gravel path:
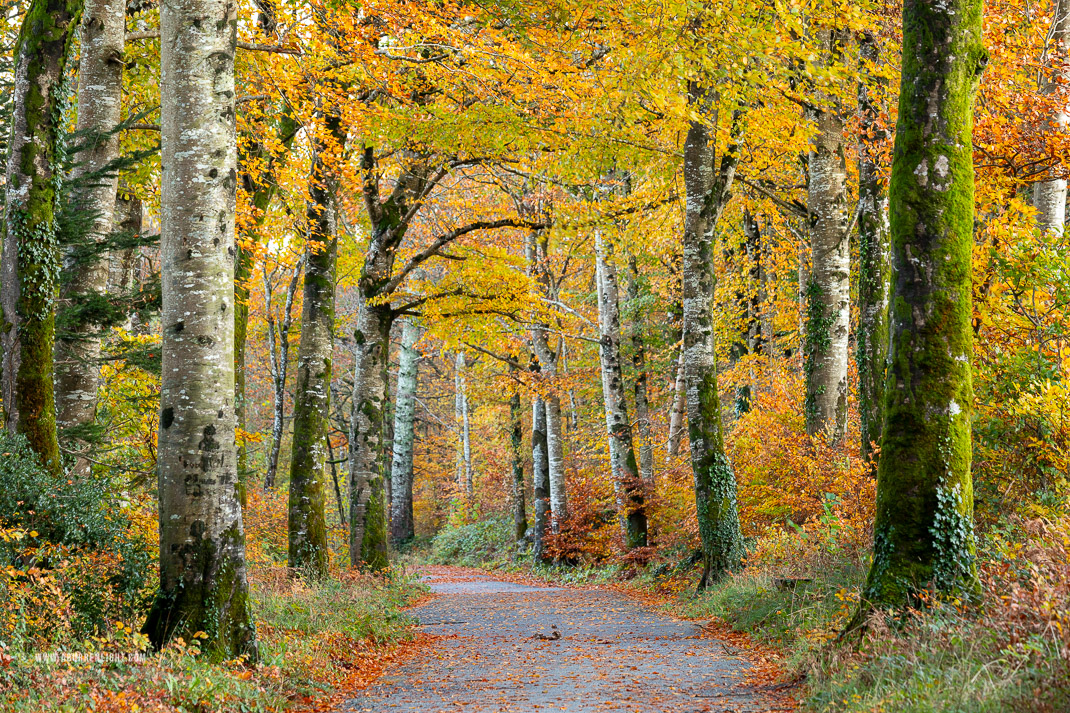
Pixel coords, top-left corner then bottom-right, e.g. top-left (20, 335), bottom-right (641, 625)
top-left (341, 568), bottom-right (792, 712)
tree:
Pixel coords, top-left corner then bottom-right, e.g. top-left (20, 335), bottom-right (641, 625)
top-left (530, 391), bottom-right (551, 558)
top-left (625, 256), bottom-right (654, 485)
top-left (509, 374), bottom-right (528, 543)
top-left (804, 28), bottom-right (851, 444)
top-left (144, 0), bottom-right (257, 657)
top-left (53, 0), bottom-right (125, 476)
top-left (1, 0), bottom-right (83, 476)
top-left (1033, 0), bottom-right (1070, 235)
top-left (453, 351), bottom-right (473, 499)
top-left (859, 0), bottom-right (986, 613)
top-left (390, 319), bottom-right (423, 544)
top-left (262, 256), bottom-right (301, 489)
top-left (857, 29), bottom-right (893, 469)
top-left (682, 86), bottom-right (745, 589)
top-left (595, 226), bottom-right (647, 549)
top-left (287, 110), bottom-right (346, 578)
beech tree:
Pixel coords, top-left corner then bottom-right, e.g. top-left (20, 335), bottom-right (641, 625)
top-left (682, 85), bottom-right (745, 588)
top-left (144, 0), bottom-right (256, 657)
top-left (804, 28), bottom-right (851, 444)
top-left (389, 319), bottom-right (422, 544)
top-left (1033, 0), bottom-right (1070, 235)
top-left (860, 0), bottom-right (986, 612)
top-left (54, 0), bottom-right (125, 476)
top-left (1, 0), bottom-right (82, 476)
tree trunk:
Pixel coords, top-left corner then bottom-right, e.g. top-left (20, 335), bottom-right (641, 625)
top-left (509, 381), bottom-right (528, 542)
top-left (857, 30), bottom-right (893, 469)
top-left (1033, 0), bottom-right (1070, 235)
top-left (530, 394), bottom-right (551, 558)
top-left (263, 259), bottom-right (301, 489)
top-left (667, 348), bottom-right (687, 456)
top-left (682, 85), bottom-right (745, 589)
top-left (53, 0), bottom-right (125, 476)
top-left (1, 0), bottom-right (83, 477)
top-left (527, 231), bottom-right (568, 525)
top-left (454, 351), bottom-right (473, 499)
top-left (859, 0), bottom-right (985, 612)
top-left (389, 319), bottom-right (422, 544)
top-left (348, 298), bottom-right (393, 570)
top-left (595, 229), bottom-right (647, 549)
top-left (288, 112), bottom-right (345, 578)
top-left (145, 0), bottom-right (257, 657)
top-left (804, 28), bottom-right (851, 444)
top-left (626, 256), bottom-right (654, 485)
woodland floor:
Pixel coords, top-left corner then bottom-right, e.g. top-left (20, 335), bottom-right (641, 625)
top-left (339, 566), bottom-right (794, 713)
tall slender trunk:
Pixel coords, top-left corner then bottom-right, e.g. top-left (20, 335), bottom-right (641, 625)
top-left (530, 393), bottom-right (550, 558)
top-left (527, 230), bottom-right (568, 525)
top-left (111, 192), bottom-right (143, 332)
top-left (145, 0), bottom-right (256, 657)
top-left (348, 298), bottom-right (393, 570)
top-left (389, 319), bottom-right (422, 544)
top-left (682, 86), bottom-right (745, 589)
top-left (859, 0), bottom-right (985, 613)
top-left (626, 257), bottom-right (654, 485)
top-left (509, 379), bottom-right (528, 542)
top-left (561, 340), bottom-right (579, 432)
top-left (1034, 0), bottom-right (1070, 234)
top-left (263, 259), bottom-right (301, 489)
top-left (453, 352), bottom-right (473, 499)
top-left (287, 113), bottom-right (345, 578)
top-left (667, 348), bottom-right (687, 456)
top-left (1, 0), bottom-right (83, 476)
top-left (54, 0), bottom-right (125, 475)
top-left (595, 229), bottom-right (647, 549)
top-left (804, 28), bottom-right (851, 444)
top-left (857, 30), bottom-right (893, 468)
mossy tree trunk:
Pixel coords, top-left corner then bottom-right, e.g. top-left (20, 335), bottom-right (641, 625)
top-left (595, 228), bottom-right (647, 549)
top-left (1, 0), bottom-right (83, 477)
top-left (857, 30), bottom-right (893, 470)
top-left (681, 85), bottom-right (745, 589)
top-left (859, 0), bottom-right (986, 613)
top-left (509, 377), bottom-right (528, 542)
top-left (804, 28), bottom-right (851, 444)
top-left (287, 112), bottom-right (346, 579)
top-left (54, 0), bottom-right (124, 476)
top-left (145, 0), bottom-right (257, 658)
top-left (389, 318), bottom-right (422, 545)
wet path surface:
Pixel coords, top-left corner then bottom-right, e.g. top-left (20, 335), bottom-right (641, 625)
top-left (341, 568), bottom-right (790, 712)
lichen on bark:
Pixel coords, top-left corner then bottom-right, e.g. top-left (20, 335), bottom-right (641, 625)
top-left (858, 0), bottom-right (986, 614)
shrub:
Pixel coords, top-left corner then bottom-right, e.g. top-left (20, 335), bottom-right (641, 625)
top-left (0, 432), bottom-right (153, 646)
top-left (429, 518), bottom-right (513, 566)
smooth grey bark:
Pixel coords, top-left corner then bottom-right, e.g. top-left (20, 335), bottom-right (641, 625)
top-left (390, 319), bottom-right (422, 544)
top-left (858, 30), bottom-right (893, 468)
top-left (54, 0), bottom-right (126, 475)
top-left (262, 258), bottom-right (301, 489)
top-left (1033, 0), bottom-right (1070, 235)
top-left (625, 256), bottom-right (654, 485)
top-left (453, 351), bottom-right (473, 499)
top-left (804, 28), bottom-right (851, 444)
top-left (682, 85), bottom-right (745, 589)
top-left (145, 0), bottom-right (256, 658)
top-left (530, 394), bottom-right (551, 559)
top-left (1, 0), bottom-right (82, 477)
top-left (666, 348), bottom-right (687, 456)
top-left (527, 231), bottom-right (568, 525)
top-left (595, 229), bottom-right (647, 549)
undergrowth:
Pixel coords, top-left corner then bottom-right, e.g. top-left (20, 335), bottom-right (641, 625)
top-left (0, 567), bottom-right (426, 712)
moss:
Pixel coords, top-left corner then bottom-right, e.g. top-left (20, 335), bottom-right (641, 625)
top-left (143, 523), bottom-right (258, 661)
top-left (860, 0), bottom-right (985, 612)
top-left (689, 364), bottom-right (744, 587)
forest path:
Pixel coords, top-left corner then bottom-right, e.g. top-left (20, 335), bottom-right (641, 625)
top-left (341, 566), bottom-right (793, 712)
